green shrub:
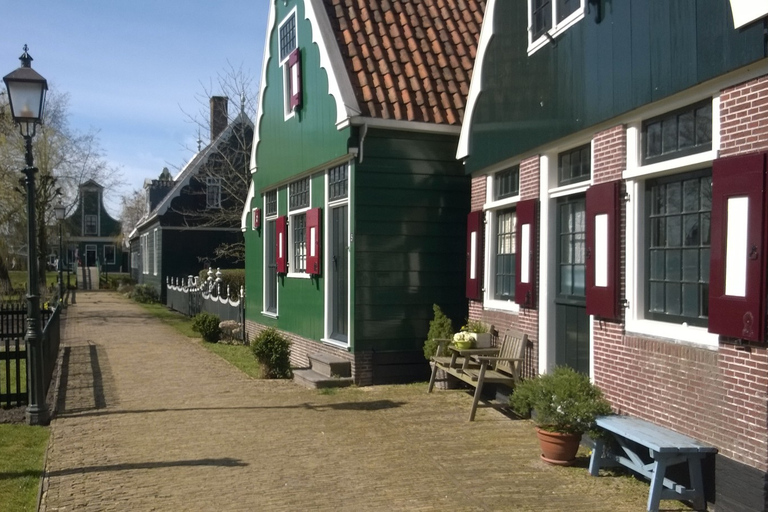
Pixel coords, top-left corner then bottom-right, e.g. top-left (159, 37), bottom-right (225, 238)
top-left (130, 284), bottom-right (159, 304)
top-left (423, 304), bottom-right (455, 360)
top-left (251, 327), bottom-right (292, 379)
top-left (192, 312), bottom-right (221, 343)
top-left (509, 366), bottom-right (613, 435)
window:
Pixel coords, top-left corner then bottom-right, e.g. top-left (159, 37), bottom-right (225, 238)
top-left (84, 214), bottom-right (97, 235)
top-left (528, 0), bottom-right (585, 54)
top-left (153, 229), bottom-right (159, 276)
top-left (288, 177), bottom-right (310, 274)
top-left (642, 101), bottom-right (712, 165)
top-left (558, 144), bottom-right (591, 186)
top-left (141, 234), bottom-right (149, 274)
top-left (104, 245), bottom-right (115, 265)
top-left (265, 189), bottom-right (277, 216)
top-left (558, 196), bottom-right (587, 298)
top-left (328, 164), bottom-right (348, 201)
top-left (279, 9), bottom-right (301, 117)
top-left (206, 177), bottom-right (221, 209)
top-left (495, 209), bottom-right (516, 300)
top-left (279, 11), bottom-right (296, 62)
top-left (645, 170), bottom-right (711, 326)
top-left (494, 166), bottom-right (520, 200)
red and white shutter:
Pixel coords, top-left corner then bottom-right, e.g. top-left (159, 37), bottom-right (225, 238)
top-left (586, 181), bottom-right (620, 319)
top-left (276, 215), bottom-right (288, 274)
top-left (252, 207), bottom-right (261, 230)
top-left (466, 210), bottom-right (484, 300)
top-left (306, 208), bottom-right (322, 275)
top-left (288, 49), bottom-right (302, 111)
top-left (709, 152), bottom-right (768, 342)
top-left (515, 199), bottom-right (537, 309)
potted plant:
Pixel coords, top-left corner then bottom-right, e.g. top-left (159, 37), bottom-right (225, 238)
top-left (509, 366), bottom-right (613, 466)
top-left (458, 319), bottom-right (492, 348)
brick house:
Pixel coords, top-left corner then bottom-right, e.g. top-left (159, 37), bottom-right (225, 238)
top-left (241, 0), bottom-right (484, 384)
top-left (458, 0), bottom-right (768, 509)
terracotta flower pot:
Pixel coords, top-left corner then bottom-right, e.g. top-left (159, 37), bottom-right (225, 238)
top-left (536, 428), bottom-right (582, 466)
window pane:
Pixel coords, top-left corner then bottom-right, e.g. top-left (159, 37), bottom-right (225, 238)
top-left (682, 249), bottom-right (699, 282)
top-left (650, 282), bottom-right (664, 312)
top-left (665, 282), bottom-right (681, 315)
top-left (293, 213), bottom-right (306, 272)
top-left (695, 104), bottom-right (712, 145)
top-left (642, 100), bottom-right (712, 164)
top-left (666, 249), bottom-right (681, 281)
top-left (682, 283), bottom-right (700, 318)
top-left (647, 122), bottom-right (662, 158)
top-left (265, 190), bottom-right (277, 216)
top-left (683, 179), bottom-right (699, 212)
top-left (494, 166), bottom-right (520, 200)
top-left (557, 144), bottom-right (591, 186)
top-left (678, 111), bottom-right (695, 149)
top-left (557, 0), bottom-right (579, 22)
top-left (666, 216), bottom-right (681, 247)
top-left (560, 266), bottom-right (573, 295)
top-left (289, 177), bottom-right (309, 210)
top-left (494, 209), bottom-right (516, 300)
top-left (683, 214), bottom-right (700, 246)
top-left (650, 249), bottom-right (664, 280)
top-left (700, 249), bottom-right (710, 284)
top-left (662, 117), bottom-right (678, 155)
top-left (573, 265), bottom-right (585, 295)
top-left (279, 14), bottom-right (296, 61)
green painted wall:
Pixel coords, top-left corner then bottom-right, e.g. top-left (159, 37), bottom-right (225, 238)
top-left (465, 0), bottom-right (766, 173)
top-left (354, 129), bottom-right (469, 354)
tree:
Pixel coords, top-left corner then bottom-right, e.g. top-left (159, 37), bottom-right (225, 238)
top-left (0, 88), bottom-right (124, 290)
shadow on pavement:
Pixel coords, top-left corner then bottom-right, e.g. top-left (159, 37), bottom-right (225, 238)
top-left (55, 343), bottom-right (116, 416)
top-left (45, 457), bottom-right (248, 477)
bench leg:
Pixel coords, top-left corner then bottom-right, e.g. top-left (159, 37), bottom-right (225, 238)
top-left (688, 455), bottom-right (707, 511)
top-left (468, 362), bottom-right (488, 421)
top-left (427, 362), bottom-right (439, 393)
top-left (647, 458), bottom-right (668, 512)
top-left (588, 439), bottom-right (605, 476)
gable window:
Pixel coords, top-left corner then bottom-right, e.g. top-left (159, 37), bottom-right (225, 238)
top-left (495, 165), bottom-right (520, 200)
top-left (528, 0), bottom-right (585, 54)
top-left (645, 170), bottom-right (711, 326)
top-left (84, 214), bottom-right (97, 235)
top-left (206, 177), bottom-right (222, 209)
top-left (104, 245), bottom-right (115, 265)
top-left (642, 100), bottom-right (712, 165)
top-left (279, 9), bottom-right (301, 117)
top-left (558, 144), bottom-right (591, 186)
top-left (288, 177), bottom-right (310, 275)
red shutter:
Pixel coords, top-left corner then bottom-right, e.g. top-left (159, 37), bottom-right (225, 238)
top-left (709, 152), bottom-right (768, 342)
top-left (289, 49), bottom-right (302, 111)
top-left (515, 199), bottom-right (537, 308)
top-left (276, 215), bottom-right (288, 274)
top-left (306, 208), bottom-right (322, 275)
top-left (586, 181), bottom-right (620, 319)
top-left (252, 207), bottom-right (261, 230)
top-left (466, 210), bottom-right (484, 300)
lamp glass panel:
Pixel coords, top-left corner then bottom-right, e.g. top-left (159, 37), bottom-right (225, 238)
top-left (7, 81), bottom-right (44, 120)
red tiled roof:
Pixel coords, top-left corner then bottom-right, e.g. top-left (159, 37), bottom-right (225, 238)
top-left (325, 0), bottom-right (484, 126)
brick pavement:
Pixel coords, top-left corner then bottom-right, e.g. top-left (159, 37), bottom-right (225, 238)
top-left (39, 292), bottom-right (666, 512)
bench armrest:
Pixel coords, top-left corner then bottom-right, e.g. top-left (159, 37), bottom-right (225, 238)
top-left (472, 356), bottom-right (524, 363)
top-left (452, 347), bottom-right (500, 356)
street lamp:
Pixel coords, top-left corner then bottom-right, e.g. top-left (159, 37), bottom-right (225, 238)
top-left (54, 201), bottom-right (65, 305)
top-left (4, 45), bottom-right (49, 426)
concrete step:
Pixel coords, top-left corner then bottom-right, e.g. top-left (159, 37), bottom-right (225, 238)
top-left (293, 368), bottom-right (354, 389)
top-left (308, 352), bottom-right (351, 378)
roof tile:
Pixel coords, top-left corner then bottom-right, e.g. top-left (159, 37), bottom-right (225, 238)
top-left (323, 0), bottom-right (484, 125)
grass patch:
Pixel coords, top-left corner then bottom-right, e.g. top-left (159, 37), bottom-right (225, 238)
top-left (0, 359), bottom-right (27, 395)
top-left (0, 424), bottom-right (49, 512)
top-left (134, 301), bottom-right (261, 378)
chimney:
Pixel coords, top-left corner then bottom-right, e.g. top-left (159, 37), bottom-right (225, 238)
top-left (210, 96), bottom-right (228, 142)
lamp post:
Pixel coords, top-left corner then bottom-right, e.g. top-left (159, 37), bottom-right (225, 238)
top-left (54, 201), bottom-right (65, 305)
top-left (4, 45), bottom-right (49, 426)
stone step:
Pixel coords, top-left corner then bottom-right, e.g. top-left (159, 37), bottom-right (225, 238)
top-left (293, 368), bottom-right (354, 390)
top-left (308, 352), bottom-right (351, 378)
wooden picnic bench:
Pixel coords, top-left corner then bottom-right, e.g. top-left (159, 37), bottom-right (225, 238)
top-left (589, 415), bottom-right (717, 512)
top-left (427, 330), bottom-right (527, 421)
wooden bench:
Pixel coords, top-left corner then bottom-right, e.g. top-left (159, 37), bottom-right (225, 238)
top-left (589, 415), bottom-right (717, 512)
top-left (428, 330), bottom-right (527, 421)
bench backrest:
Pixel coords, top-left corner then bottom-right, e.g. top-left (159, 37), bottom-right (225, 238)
top-left (495, 330), bottom-right (527, 380)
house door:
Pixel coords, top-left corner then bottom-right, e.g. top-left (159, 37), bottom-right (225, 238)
top-left (85, 245), bottom-right (97, 267)
top-left (555, 195), bottom-right (590, 374)
top-left (330, 204), bottom-right (348, 342)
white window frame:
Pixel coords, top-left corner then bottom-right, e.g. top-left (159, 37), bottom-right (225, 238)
top-left (527, 0), bottom-right (586, 56)
top-left (287, 176), bottom-right (310, 278)
top-left (279, 7), bottom-right (298, 120)
top-left (141, 234), bottom-right (149, 275)
top-left (206, 177), bottom-right (222, 209)
top-left (153, 228), bottom-right (159, 276)
top-left (624, 95), bottom-right (721, 349)
top-left (323, 162), bottom-right (352, 347)
top-left (84, 214), bottom-right (98, 236)
top-left (103, 244), bottom-right (116, 265)
top-left (262, 190), bottom-right (279, 318)
top-left (484, 172), bottom-right (521, 313)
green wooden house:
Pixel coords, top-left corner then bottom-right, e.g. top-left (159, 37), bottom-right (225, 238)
top-left (458, 0), bottom-right (768, 509)
top-left (130, 97), bottom-right (253, 300)
top-left (242, 0), bottom-right (484, 384)
top-left (62, 179), bottom-right (123, 273)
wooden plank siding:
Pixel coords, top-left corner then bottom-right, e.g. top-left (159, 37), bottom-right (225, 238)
top-left (465, 0), bottom-right (766, 173)
top-left (353, 129), bottom-right (469, 354)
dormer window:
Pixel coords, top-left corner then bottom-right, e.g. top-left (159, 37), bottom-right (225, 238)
top-left (206, 177), bottom-right (222, 209)
top-left (279, 9), bottom-right (301, 118)
top-left (528, 0), bottom-right (585, 55)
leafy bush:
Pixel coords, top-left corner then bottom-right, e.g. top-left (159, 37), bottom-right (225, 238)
top-left (251, 327), bottom-right (292, 379)
top-left (129, 284), bottom-right (159, 304)
top-left (192, 312), bottom-right (221, 343)
top-left (423, 304), bottom-right (455, 360)
top-left (509, 366), bottom-right (613, 435)
top-left (461, 319), bottom-right (489, 333)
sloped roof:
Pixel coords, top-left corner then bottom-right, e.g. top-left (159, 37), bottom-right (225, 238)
top-left (132, 111), bottom-right (253, 236)
top-left (324, 0), bottom-right (484, 126)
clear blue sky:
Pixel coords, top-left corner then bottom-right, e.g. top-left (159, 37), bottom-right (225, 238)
top-left (1, 1), bottom-right (267, 215)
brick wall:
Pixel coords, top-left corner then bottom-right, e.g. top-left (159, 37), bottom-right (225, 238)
top-left (720, 75), bottom-right (768, 158)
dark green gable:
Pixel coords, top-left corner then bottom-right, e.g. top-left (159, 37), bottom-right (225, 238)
top-left (465, 0), bottom-right (766, 173)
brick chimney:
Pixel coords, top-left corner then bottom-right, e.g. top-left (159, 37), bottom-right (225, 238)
top-left (210, 96), bottom-right (228, 142)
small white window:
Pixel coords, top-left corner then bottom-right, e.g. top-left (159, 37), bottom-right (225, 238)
top-left (206, 177), bottom-right (222, 209)
top-left (279, 8), bottom-right (299, 119)
top-left (528, 0), bottom-right (585, 55)
top-left (288, 177), bottom-right (310, 276)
